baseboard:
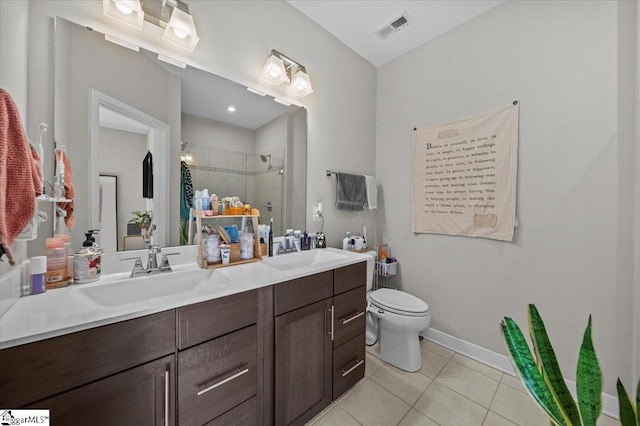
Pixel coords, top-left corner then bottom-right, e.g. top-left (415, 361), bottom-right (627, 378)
top-left (421, 327), bottom-right (620, 420)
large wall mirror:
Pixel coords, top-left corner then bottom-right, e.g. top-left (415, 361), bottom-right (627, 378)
top-left (54, 17), bottom-right (307, 252)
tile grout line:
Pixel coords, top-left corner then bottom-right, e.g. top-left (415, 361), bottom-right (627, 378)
top-left (480, 372), bottom-right (504, 425)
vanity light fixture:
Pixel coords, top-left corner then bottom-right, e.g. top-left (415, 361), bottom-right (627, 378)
top-left (260, 49), bottom-right (314, 97)
top-left (103, 0), bottom-right (144, 30)
top-left (162, 6), bottom-right (200, 51)
top-left (157, 54), bottom-right (187, 69)
top-left (289, 67), bottom-right (313, 97)
top-left (260, 53), bottom-right (289, 85)
top-left (103, 0), bottom-right (199, 51)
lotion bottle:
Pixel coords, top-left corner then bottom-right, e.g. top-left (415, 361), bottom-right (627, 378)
top-left (342, 232), bottom-right (351, 251)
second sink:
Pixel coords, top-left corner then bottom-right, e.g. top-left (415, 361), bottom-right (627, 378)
top-left (261, 249), bottom-right (348, 272)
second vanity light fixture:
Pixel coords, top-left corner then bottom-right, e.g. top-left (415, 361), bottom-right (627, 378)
top-left (103, 0), bottom-right (199, 51)
top-left (260, 50), bottom-right (314, 97)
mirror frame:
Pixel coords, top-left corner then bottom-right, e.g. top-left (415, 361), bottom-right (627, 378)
top-left (89, 88), bottom-right (170, 247)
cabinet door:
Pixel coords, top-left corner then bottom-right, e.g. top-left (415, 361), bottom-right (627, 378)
top-left (275, 298), bottom-right (332, 426)
top-left (30, 355), bottom-right (175, 426)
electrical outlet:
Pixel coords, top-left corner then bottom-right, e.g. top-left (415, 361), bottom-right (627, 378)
top-left (313, 207), bottom-right (321, 222)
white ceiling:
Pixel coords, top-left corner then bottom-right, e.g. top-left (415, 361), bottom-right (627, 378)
top-left (286, 0), bottom-right (505, 67)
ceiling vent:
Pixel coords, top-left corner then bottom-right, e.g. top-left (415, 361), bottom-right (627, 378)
top-left (374, 11), bottom-right (413, 40)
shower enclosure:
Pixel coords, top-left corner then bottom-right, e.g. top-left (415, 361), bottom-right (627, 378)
top-left (185, 144), bottom-right (285, 236)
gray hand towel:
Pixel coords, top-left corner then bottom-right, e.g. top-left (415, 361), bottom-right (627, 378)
top-left (335, 172), bottom-right (367, 211)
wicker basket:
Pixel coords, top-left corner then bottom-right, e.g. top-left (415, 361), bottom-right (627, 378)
top-left (376, 260), bottom-right (398, 277)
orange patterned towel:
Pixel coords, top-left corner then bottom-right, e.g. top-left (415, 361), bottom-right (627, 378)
top-left (0, 88), bottom-right (42, 265)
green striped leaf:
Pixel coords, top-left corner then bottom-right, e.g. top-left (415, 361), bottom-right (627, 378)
top-left (576, 316), bottom-right (602, 426)
top-left (637, 379), bottom-right (639, 425)
top-left (501, 318), bottom-right (567, 426)
top-left (617, 378), bottom-right (638, 426)
top-left (528, 304), bottom-right (580, 425)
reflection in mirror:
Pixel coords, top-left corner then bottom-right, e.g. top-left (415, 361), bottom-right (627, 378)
top-left (53, 17), bottom-right (307, 253)
top-left (99, 175), bottom-right (117, 252)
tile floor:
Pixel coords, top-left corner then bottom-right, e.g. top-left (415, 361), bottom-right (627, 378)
top-left (306, 339), bottom-right (620, 426)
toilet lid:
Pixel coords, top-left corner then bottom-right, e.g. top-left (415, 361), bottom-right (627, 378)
top-left (369, 288), bottom-right (429, 315)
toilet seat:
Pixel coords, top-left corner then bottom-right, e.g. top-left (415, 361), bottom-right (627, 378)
top-left (369, 288), bottom-right (429, 317)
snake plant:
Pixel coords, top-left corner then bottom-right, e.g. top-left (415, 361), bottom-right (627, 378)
top-left (617, 378), bottom-right (639, 426)
top-left (502, 304), bottom-right (639, 426)
top-left (501, 304), bottom-right (601, 425)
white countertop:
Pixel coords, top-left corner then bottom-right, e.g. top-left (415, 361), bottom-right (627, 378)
top-left (0, 247), bottom-right (369, 350)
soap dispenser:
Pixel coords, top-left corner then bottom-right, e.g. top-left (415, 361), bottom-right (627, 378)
top-left (74, 230), bottom-right (102, 284)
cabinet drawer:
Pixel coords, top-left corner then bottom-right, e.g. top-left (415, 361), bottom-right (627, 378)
top-left (333, 286), bottom-right (366, 348)
top-left (0, 310), bottom-right (176, 408)
top-left (178, 325), bottom-right (257, 426)
top-left (274, 271), bottom-right (333, 316)
top-left (205, 395), bottom-right (257, 426)
top-left (178, 289), bottom-right (258, 349)
top-left (333, 333), bottom-right (365, 401)
top-left (334, 262), bottom-right (366, 295)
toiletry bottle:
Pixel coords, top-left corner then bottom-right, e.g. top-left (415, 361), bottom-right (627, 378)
top-left (342, 232), bottom-right (351, 251)
top-left (74, 230), bottom-right (102, 284)
top-left (202, 189), bottom-right (211, 211)
top-left (44, 237), bottom-right (68, 289)
top-left (268, 218), bottom-right (274, 257)
top-left (30, 256), bottom-right (47, 294)
top-left (55, 233), bottom-right (73, 284)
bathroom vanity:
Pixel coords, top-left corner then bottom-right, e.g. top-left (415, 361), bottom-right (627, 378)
top-left (0, 249), bottom-right (367, 426)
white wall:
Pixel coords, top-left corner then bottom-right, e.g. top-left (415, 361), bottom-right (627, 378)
top-left (377, 0), bottom-right (636, 395)
top-left (99, 127), bottom-right (148, 250)
top-left (182, 112), bottom-right (256, 155)
top-left (0, 0), bottom-right (30, 314)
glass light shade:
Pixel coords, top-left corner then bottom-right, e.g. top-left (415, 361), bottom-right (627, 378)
top-left (163, 7), bottom-right (200, 51)
top-left (260, 55), bottom-right (289, 85)
top-left (289, 68), bottom-right (314, 97)
top-left (103, 0), bottom-right (144, 30)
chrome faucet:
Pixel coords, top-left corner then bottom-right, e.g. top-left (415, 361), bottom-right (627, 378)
top-left (121, 245), bottom-right (178, 277)
top-left (278, 231), bottom-right (299, 255)
top-left (148, 245), bottom-right (161, 270)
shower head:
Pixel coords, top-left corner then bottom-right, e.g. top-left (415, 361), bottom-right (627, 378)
top-left (260, 154), bottom-right (271, 162)
top-left (181, 141), bottom-right (189, 151)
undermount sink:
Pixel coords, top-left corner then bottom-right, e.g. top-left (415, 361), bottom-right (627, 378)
top-left (261, 249), bottom-right (348, 271)
top-left (79, 269), bottom-right (212, 307)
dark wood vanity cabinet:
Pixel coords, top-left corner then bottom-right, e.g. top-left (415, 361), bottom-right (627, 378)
top-left (0, 310), bottom-right (176, 425)
top-left (273, 262), bottom-right (367, 426)
top-left (0, 261), bottom-right (366, 426)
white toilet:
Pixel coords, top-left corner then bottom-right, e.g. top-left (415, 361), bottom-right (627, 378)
top-left (363, 252), bottom-right (431, 372)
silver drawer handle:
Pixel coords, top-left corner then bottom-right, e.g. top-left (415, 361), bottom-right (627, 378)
top-left (197, 367), bottom-right (250, 396)
top-left (341, 359), bottom-right (365, 377)
top-left (164, 370), bottom-right (170, 426)
top-left (342, 311), bottom-right (365, 325)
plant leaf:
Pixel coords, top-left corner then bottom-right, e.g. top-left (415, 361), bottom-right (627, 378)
top-left (576, 316), bottom-right (602, 426)
top-left (637, 379), bottom-right (639, 425)
top-left (528, 304), bottom-right (581, 425)
top-left (617, 378), bottom-right (638, 426)
top-left (501, 317), bottom-right (567, 426)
